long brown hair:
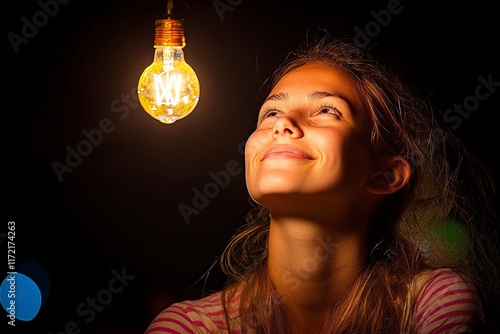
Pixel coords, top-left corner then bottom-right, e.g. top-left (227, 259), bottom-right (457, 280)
top-left (219, 35), bottom-right (500, 333)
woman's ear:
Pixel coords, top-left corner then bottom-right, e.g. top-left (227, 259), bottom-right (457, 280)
top-left (366, 156), bottom-right (411, 195)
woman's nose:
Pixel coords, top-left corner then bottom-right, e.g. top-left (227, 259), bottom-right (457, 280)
top-left (272, 115), bottom-right (303, 139)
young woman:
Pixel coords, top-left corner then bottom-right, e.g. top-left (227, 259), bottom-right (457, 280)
top-left (145, 36), bottom-right (500, 333)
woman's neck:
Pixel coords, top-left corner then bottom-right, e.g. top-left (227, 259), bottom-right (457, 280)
top-left (267, 216), bottom-right (367, 332)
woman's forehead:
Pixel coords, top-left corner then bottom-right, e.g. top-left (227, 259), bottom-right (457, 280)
top-left (270, 63), bottom-right (357, 94)
top-left (268, 63), bottom-right (364, 111)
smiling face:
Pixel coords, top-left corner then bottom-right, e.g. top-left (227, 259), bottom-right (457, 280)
top-left (245, 63), bottom-right (383, 215)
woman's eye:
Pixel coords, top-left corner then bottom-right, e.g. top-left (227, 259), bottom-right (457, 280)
top-left (317, 106), bottom-right (343, 118)
top-left (258, 109), bottom-right (280, 122)
top-left (264, 110), bottom-right (279, 117)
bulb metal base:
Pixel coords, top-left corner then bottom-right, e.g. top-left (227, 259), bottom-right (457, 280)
top-left (154, 18), bottom-right (185, 47)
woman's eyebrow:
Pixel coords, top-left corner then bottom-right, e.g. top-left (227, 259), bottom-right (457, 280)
top-left (263, 92), bottom-right (287, 103)
top-left (309, 91), bottom-right (355, 113)
top-left (309, 91), bottom-right (349, 103)
top-left (263, 91), bottom-right (355, 113)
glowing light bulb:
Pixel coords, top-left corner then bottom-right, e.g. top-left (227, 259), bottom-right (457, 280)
top-left (138, 17), bottom-right (200, 124)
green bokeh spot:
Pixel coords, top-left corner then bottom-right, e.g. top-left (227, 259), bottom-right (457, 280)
top-left (427, 219), bottom-right (470, 260)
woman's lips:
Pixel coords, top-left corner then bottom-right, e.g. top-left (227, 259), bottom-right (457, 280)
top-left (262, 144), bottom-right (314, 160)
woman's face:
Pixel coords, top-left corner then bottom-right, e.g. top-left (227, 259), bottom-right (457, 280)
top-left (245, 63), bottom-right (381, 211)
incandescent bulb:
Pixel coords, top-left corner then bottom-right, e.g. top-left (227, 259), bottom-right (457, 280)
top-left (138, 18), bottom-right (200, 124)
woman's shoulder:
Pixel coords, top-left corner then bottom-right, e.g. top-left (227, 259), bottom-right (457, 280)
top-left (144, 289), bottom-right (241, 334)
top-left (412, 267), bottom-right (485, 333)
top-left (413, 267), bottom-right (480, 304)
top-left (144, 290), bottom-right (225, 334)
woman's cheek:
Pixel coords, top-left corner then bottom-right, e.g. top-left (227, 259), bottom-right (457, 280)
top-left (245, 131), bottom-right (268, 159)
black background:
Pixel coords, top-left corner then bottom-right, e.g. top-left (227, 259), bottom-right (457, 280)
top-left (4, 0), bottom-right (500, 333)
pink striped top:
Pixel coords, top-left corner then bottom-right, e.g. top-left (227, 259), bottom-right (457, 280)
top-left (412, 268), bottom-right (484, 333)
top-left (144, 268), bottom-right (484, 333)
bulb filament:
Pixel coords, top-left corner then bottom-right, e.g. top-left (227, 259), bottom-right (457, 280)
top-left (154, 71), bottom-right (182, 107)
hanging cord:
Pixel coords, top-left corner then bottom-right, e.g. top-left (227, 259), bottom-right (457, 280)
top-left (165, 0), bottom-right (189, 19)
top-left (166, 0), bottom-right (174, 18)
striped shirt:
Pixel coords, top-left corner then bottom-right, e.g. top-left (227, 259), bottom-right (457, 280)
top-left (145, 268), bottom-right (484, 333)
top-left (412, 268), bottom-right (484, 333)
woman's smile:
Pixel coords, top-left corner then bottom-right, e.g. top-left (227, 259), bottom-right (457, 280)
top-left (262, 144), bottom-right (315, 160)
